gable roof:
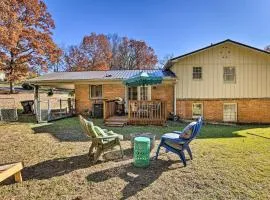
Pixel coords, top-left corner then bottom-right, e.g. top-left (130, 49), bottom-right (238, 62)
top-left (29, 69), bottom-right (176, 83)
top-left (165, 39), bottom-right (270, 69)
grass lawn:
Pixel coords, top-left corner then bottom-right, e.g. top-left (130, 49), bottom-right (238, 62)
top-left (0, 116), bottom-right (269, 199)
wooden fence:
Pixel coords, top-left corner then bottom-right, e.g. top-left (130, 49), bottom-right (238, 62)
top-left (103, 100), bottom-right (116, 120)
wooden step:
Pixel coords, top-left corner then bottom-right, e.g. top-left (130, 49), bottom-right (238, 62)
top-left (104, 121), bottom-right (126, 127)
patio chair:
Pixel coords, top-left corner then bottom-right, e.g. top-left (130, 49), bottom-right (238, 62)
top-left (155, 117), bottom-right (203, 166)
top-left (79, 115), bottom-right (124, 163)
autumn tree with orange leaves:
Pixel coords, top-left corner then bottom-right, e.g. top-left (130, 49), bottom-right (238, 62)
top-left (65, 33), bottom-right (112, 71)
top-left (0, 0), bottom-right (61, 93)
top-left (65, 33), bottom-right (158, 71)
top-left (112, 37), bottom-right (158, 70)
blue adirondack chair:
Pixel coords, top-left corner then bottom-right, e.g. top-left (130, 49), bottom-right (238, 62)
top-left (155, 117), bottom-right (203, 166)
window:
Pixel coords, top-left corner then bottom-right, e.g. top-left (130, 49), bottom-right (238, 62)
top-left (223, 103), bottom-right (237, 122)
top-left (193, 67), bottom-right (202, 80)
top-left (140, 86), bottom-right (148, 100)
top-left (128, 87), bottom-right (137, 100)
top-left (90, 85), bottom-right (102, 98)
top-left (192, 103), bottom-right (203, 118)
top-left (223, 67), bottom-right (236, 82)
top-left (127, 86), bottom-right (151, 101)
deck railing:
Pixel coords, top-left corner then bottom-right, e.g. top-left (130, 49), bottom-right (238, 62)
top-left (128, 100), bottom-right (167, 125)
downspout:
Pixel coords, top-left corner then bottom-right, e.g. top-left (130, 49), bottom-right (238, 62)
top-left (174, 82), bottom-right (176, 115)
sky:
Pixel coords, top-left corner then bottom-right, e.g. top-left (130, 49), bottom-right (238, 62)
top-left (44, 0), bottom-right (270, 59)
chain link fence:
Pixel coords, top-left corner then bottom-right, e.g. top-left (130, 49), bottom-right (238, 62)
top-left (36, 98), bottom-right (75, 122)
top-left (0, 98), bottom-right (18, 121)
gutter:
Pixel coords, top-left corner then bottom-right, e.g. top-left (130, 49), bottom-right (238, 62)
top-left (27, 77), bottom-right (177, 84)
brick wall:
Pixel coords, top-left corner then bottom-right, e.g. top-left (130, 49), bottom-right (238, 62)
top-left (176, 99), bottom-right (270, 123)
top-left (75, 84), bottom-right (92, 113)
top-left (151, 83), bottom-right (174, 114)
top-left (75, 83), bottom-right (174, 114)
top-left (103, 84), bottom-right (125, 100)
top-left (75, 83), bottom-right (125, 113)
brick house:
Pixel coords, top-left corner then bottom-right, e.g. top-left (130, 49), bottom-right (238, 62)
top-left (30, 70), bottom-right (176, 125)
top-left (30, 39), bottom-right (270, 124)
top-left (167, 39), bottom-right (270, 123)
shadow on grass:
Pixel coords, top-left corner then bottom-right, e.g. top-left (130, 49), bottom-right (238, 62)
top-left (246, 132), bottom-right (270, 139)
top-left (22, 154), bottom-right (91, 181)
top-left (22, 148), bottom-right (133, 182)
top-left (31, 117), bottom-right (90, 142)
top-left (234, 127), bottom-right (270, 140)
top-left (30, 116), bottom-right (248, 142)
top-left (86, 159), bottom-right (181, 200)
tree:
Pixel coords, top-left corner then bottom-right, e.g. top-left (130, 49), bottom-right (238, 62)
top-left (81, 33), bottom-right (112, 70)
top-left (48, 45), bottom-right (66, 72)
top-left (128, 39), bottom-right (157, 69)
top-left (158, 54), bottom-right (174, 69)
top-left (49, 53), bottom-right (65, 72)
top-left (64, 33), bottom-right (158, 71)
top-left (112, 37), bottom-right (158, 69)
top-left (64, 45), bottom-right (89, 71)
top-left (0, 0), bottom-right (60, 93)
top-left (65, 33), bottom-right (112, 71)
top-left (107, 33), bottom-right (122, 69)
top-left (264, 45), bottom-right (270, 52)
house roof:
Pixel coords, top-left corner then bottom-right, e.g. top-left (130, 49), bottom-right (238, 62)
top-left (29, 69), bottom-right (176, 83)
top-left (165, 39), bottom-right (270, 69)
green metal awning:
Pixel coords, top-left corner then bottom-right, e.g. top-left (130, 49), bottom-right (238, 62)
top-left (123, 71), bottom-right (163, 87)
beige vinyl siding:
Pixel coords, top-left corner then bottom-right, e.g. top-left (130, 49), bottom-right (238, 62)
top-left (171, 42), bottom-right (270, 99)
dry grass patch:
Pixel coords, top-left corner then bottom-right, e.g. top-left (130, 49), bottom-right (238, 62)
top-left (0, 117), bottom-right (269, 199)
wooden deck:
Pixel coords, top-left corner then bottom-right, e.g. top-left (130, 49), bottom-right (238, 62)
top-left (104, 100), bottom-right (167, 126)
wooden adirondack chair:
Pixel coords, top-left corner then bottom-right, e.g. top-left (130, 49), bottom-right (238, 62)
top-left (79, 115), bottom-right (124, 163)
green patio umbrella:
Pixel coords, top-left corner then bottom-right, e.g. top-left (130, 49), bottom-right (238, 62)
top-left (123, 71), bottom-right (163, 87)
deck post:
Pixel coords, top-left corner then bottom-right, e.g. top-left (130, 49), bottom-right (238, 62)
top-left (67, 98), bottom-right (72, 115)
top-left (34, 85), bottom-right (40, 123)
top-left (59, 99), bottom-right (62, 118)
top-left (103, 100), bottom-right (106, 120)
top-left (128, 101), bottom-right (130, 120)
top-left (47, 99), bottom-right (51, 121)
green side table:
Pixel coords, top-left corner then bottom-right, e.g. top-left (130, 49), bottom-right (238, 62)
top-left (133, 137), bottom-right (150, 167)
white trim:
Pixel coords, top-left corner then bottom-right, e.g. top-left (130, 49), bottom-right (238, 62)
top-left (138, 86), bottom-right (151, 100)
top-left (192, 66), bottom-right (203, 80)
top-left (173, 83), bottom-right (176, 115)
top-left (124, 86), bottom-right (128, 113)
top-left (223, 66), bottom-right (236, 83)
top-left (192, 103), bottom-right (203, 118)
top-left (148, 86), bottom-right (152, 100)
top-left (89, 84), bottom-right (103, 99)
top-left (127, 86), bottom-right (152, 101)
top-left (223, 103), bottom-right (237, 122)
top-left (137, 87), bottom-right (140, 100)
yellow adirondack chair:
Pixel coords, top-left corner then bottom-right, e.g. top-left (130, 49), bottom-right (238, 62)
top-left (79, 115), bottom-right (124, 163)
